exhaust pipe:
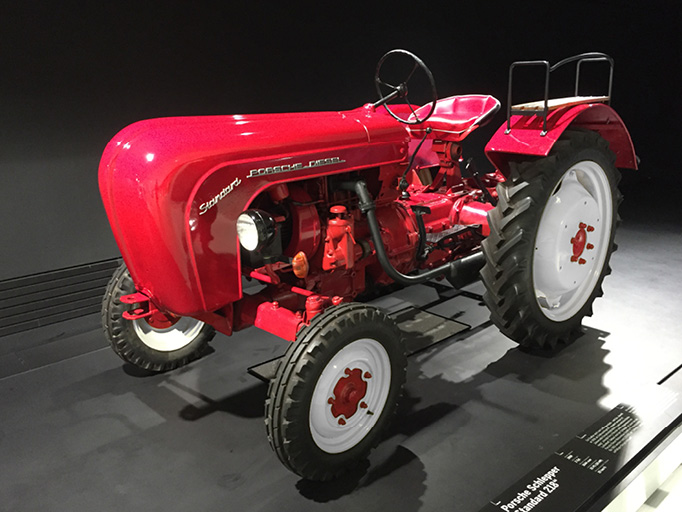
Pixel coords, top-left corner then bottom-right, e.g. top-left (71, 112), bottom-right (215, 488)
top-left (446, 251), bottom-right (485, 289)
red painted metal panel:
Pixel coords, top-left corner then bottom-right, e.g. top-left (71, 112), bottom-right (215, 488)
top-left (484, 103), bottom-right (637, 174)
top-left (253, 301), bottom-right (302, 341)
top-left (99, 105), bottom-right (409, 315)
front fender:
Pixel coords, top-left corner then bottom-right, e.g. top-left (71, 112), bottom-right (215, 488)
top-left (99, 106), bottom-right (408, 316)
top-left (485, 103), bottom-right (638, 175)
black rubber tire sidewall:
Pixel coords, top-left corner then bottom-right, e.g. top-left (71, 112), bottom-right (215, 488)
top-left (101, 263), bottom-right (215, 372)
top-left (481, 130), bottom-right (621, 348)
top-left (266, 303), bottom-right (407, 481)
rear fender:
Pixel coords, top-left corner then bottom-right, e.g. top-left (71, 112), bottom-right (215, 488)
top-left (484, 103), bottom-right (638, 175)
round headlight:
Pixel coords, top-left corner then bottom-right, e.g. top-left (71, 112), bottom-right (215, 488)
top-left (236, 210), bottom-right (276, 251)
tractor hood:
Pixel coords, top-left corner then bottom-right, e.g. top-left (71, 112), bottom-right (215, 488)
top-left (99, 104), bottom-right (409, 315)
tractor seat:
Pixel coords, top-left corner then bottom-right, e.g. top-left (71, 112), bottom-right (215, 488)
top-left (409, 94), bottom-right (501, 142)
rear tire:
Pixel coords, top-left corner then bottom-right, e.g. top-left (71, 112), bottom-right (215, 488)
top-left (481, 130), bottom-right (622, 349)
top-left (265, 303), bottom-right (406, 481)
top-left (101, 263), bottom-right (215, 372)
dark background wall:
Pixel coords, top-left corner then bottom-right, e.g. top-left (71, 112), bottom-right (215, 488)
top-left (1, 1), bottom-right (679, 281)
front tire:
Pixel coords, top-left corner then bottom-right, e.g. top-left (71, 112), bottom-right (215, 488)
top-left (101, 263), bottom-right (215, 372)
top-left (481, 130), bottom-right (622, 349)
top-left (265, 303), bottom-right (407, 481)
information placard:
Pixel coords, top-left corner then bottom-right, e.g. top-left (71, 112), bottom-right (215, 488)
top-left (480, 393), bottom-right (681, 512)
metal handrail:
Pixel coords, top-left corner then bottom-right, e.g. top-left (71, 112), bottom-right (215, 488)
top-left (505, 52), bottom-right (614, 136)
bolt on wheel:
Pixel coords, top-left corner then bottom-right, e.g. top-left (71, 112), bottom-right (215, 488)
top-left (533, 160), bottom-right (613, 321)
top-left (309, 337), bottom-right (392, 454)
top-left (266, 303), bottom-right (406, 481)
top-left (481, 129), bottom-right (621, 348)
top-left (102, 263), bottom-right (215, 372)
top-left (132, 314), bottom-right (207, 352)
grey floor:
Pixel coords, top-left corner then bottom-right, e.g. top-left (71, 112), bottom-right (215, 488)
top-left (2, 206), bottom-right (681, 512)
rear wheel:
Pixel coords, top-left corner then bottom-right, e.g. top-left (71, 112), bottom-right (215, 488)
top-left (265, 303), bottom-right (406, 481)
top-left (481, 130), bottom-right (621, 348)
top-left (101, 263), bottom-right (215, 372)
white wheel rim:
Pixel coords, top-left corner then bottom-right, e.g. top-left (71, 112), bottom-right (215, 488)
top-left (132, 316), bottom-right (205, 352)
top-left (309, 338), bottom-right (392, 454)
top-left (532, 160), bottom-right (613, 321)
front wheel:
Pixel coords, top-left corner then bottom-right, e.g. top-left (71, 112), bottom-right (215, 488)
top-left (101, 263), bottom-right (215, 372)
top-left (265, 303), bottom-right (407, 481)
top-left (481, 130), bottom-right (622, 349)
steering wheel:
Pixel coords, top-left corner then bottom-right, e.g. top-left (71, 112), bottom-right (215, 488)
top-left (374, 49), bottom-right (438, 125)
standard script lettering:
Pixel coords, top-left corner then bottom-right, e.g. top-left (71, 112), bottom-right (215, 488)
top-left (199, 177), bottom-right (241, 215)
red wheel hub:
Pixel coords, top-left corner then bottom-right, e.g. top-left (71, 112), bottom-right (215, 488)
top-left (145, 310), bottom-right (181, 329)
top-left (328, 368), bottom-right (370, 422)
top-left (570, 222), bottom-right (595, 265)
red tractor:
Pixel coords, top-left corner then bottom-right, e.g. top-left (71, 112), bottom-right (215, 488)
top-left (99, 50), bottom-right (637, 480)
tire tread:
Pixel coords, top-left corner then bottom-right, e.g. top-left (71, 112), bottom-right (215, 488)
top-left (265, 303), bottom-right (406, 481)
top-left (481, 130), bottom-right (622, 348)
top-left (101, 263), bottom-right (215, 372)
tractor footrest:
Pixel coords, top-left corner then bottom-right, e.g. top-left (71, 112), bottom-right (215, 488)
top-left (247, 307), bottom-right (470, 382)
top-left (248, 356), bottom-right (284, 383)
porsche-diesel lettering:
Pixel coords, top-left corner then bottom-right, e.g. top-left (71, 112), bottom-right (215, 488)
top-left (247, 156), bottom-right (345, 178)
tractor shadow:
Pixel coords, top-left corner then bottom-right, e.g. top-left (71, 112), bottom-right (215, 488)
top-left (289, 323), bottom-right (611, 507)
top-left (164, 284), bottom-right (612, 507)
top-left (178, 381), bottom-right (268, 420)
top-left (121, 345), bottom-right (217, 378)
top-left (72, 282), bottom-right (606, 509)
top-left (289, 286), bottom-right (612, 506)
top-left (295, 445), bottom-right (426, 507)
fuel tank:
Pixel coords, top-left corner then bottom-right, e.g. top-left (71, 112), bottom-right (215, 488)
top-left (99, 104), bottom-right (409, 315)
